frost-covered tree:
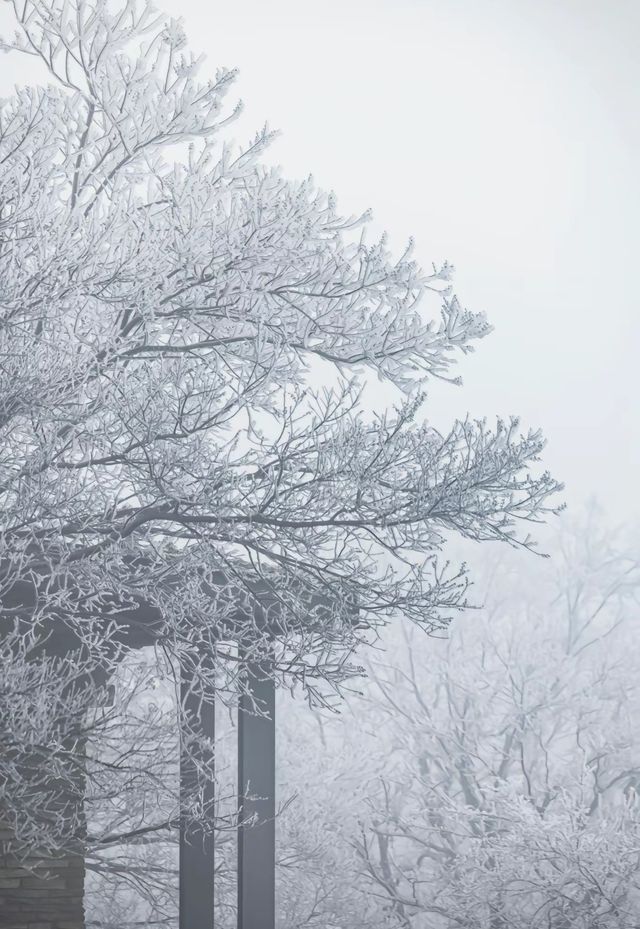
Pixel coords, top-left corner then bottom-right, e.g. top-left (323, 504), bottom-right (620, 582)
top-left (78, 514), bottom-right (640, 928)
top-left (0, 0), bottom-right (560, 869)
top-left (278, 512), bottom-right (640, 929)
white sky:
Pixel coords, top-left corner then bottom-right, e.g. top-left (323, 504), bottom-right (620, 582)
top-left (160, 0), bottom-right (639, 525)
top-left (1, 0), bottom-right (638, 525)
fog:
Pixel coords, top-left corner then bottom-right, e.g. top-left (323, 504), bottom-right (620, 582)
top-left (159, 0), bottom-right (640, 523)
top-left (0, 2), bottom-right (639, 927)
top-left (1, 0), bottom-right (636, 517)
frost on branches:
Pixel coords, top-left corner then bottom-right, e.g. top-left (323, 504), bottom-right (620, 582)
top-left (0, 0), bottom-right (561, 865)
top-left (272, 514), bottom-right (640, 929)
top-left (348, 516), bottom-right (640, 929)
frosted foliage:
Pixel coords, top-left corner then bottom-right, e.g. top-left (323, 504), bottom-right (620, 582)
top-left (0, 0), bottom-right (561, 863)
top-left (85, 515), bottom-right (640, 929)
top-left (271, 514), bottom-right (640, 929)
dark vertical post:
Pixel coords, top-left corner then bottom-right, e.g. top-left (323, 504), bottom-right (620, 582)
top-left (180, 673), bottom-right (216, 929)
top-left (237, 645), bottom-right (276, 929)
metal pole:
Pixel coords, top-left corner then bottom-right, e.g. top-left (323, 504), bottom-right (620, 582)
top-left (179, 674), bottom-right (216, 929)
top-left (237, 647), bottom-right (276, 929)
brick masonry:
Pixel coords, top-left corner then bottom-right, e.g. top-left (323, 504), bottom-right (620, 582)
top-left (0, 673), bottom-right (112, 928)
top-left (0, 734), bottom-right (87, 929)
top-left (0, 829), bottom-right (85, 929)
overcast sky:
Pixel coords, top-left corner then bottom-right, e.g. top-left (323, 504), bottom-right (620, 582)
top-left (2, 0), bottom-right (637, 525)
top-left (156, 0), bottom-right (639, 526)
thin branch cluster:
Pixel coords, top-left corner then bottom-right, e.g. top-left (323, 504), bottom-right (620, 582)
top-left (0, 0), bottom-right (562, 864)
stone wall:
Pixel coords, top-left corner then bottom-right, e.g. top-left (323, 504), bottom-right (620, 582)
top-left (0, 731), bottom-right (87, 929)
top-left (0, 832), bottom-right (85, 929)
top-left (0, 669), bottom-right (112, 928)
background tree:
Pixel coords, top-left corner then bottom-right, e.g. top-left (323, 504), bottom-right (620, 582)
top-left (255, 511), bottom-right (640, 929)
top-left (0, 0), bottom-right (560, 876)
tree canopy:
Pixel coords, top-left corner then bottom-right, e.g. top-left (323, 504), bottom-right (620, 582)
top-left (0, 0), bottom-right (562, 861)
